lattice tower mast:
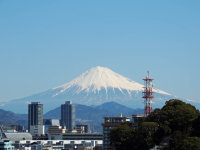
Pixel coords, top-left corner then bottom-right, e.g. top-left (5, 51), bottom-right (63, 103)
top-left (143, 71), bottom-right (154, 116)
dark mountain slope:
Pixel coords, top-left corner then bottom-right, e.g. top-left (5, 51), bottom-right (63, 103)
top-left (0, 109), bottom-right (27, 127)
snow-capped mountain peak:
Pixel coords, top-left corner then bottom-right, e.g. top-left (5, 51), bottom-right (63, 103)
top-left (53, 66), bottom-right (169, 96)
top-left (1, 66), bottom-right (178, 113)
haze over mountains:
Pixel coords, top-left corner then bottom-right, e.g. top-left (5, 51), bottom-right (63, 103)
top-left (0, 66), bottom-right (185, 113)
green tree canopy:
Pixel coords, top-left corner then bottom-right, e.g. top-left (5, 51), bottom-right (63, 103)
top-left (147, 99), bottom-right (199, 133)
top-left (173, 137), bottom-right (200, 150)
top-left (110, 99), bottom-right (200, 150)
top-left (110, 123), bottom-right (136, 150)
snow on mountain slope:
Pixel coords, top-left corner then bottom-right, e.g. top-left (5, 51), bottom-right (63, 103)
top-left (53, 66), bottom-right (170, 96)
top-left (1, 66), bottom-right (175, 113)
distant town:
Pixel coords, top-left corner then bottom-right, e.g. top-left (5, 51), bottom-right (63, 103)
top-left (0, 73), bottom-right (146, 149)
top-left (0, 72), bottom-right (155, 150)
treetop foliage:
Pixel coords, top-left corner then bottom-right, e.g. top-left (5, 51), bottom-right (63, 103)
top-left (110, 99), bottom-right (200, 150)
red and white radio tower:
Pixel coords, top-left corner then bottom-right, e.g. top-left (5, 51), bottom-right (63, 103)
top-left (143, 71), bottom-right (154, 116)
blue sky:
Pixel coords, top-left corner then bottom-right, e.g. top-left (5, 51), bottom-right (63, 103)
top-left (0, 0), bottom-right (199, 103)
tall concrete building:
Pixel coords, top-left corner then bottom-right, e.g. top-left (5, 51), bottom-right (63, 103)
top-left (61, 101), bottom-right (75, 130)
top-left (28, 102), bottom-right (44, 135)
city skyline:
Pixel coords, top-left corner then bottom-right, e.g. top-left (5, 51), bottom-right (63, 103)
top-left (0, 0), bottom-right (200, 103)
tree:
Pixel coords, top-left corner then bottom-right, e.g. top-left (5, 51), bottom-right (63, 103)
top-left (172, 137), bottom-right (200, 150)
top-left (191, 115), bottom-right (200, 137)
top-left (110, 123), bottom-right (136, 150)
top-left (147, 99), bottom-right (199, 133)
top-left (169, 130), bottom-right (187, 149)
top-left (138, 122), bottom-right (159, 148)
top-left (160, 99), bottom-right (199, 133)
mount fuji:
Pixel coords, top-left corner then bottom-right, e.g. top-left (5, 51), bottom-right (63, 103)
top-left (1, 66), bottom-right (179, 113)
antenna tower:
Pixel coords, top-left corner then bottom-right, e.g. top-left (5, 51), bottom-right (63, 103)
top-left (143, 71), bottom-right (154, 116)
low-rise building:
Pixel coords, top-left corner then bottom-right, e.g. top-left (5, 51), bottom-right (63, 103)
top-left (44, 119), bottom-right (60, 134)
top-left (5, 132), bottom-right (32, 141)
top-left (62, 133), bottom-right (103, 141)
top-left (48, 126), bottom-right (66, 140)
top-left (12, 140), bottom-right (102, 150)
top-left (76, 125), bottom-right (90, 133)
top-left (0, 140), bottom-right (14, 150)
top-left (132, 114), bottom-right (144, 127)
